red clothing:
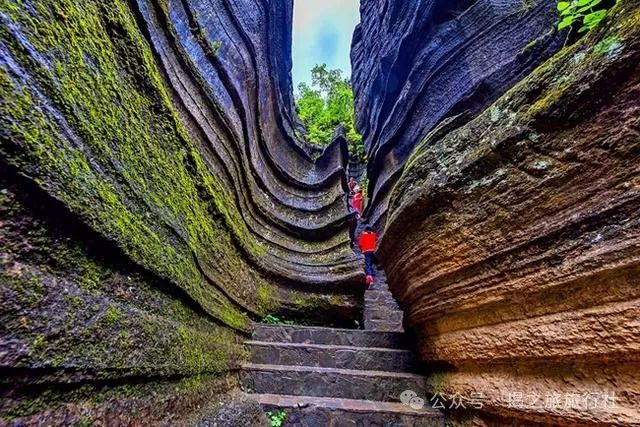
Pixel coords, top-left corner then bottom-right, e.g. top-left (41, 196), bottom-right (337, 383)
top-left (358, 231), bottom-right (377, 253)
top-left (352, 193), bottom-right (364, 213)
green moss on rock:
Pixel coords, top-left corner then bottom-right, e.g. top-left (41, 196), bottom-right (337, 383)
top-left (0, 0), bottom-right (258, 329)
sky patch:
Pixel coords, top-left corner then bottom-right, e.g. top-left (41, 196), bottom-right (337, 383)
top-left (292, 0), bottom-right (360, 91)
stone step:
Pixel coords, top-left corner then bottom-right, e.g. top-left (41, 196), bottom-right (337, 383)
top-left (368, 283), bottom-right (392, 292)
top-left (364, 290), bottom-right (400, 309)
top-left (364, 288), bottom-right (398, 299)
top-left (246, 341), bottom-right (415, 372)
top-left (364, 318), bottom-right (404, 332)
top-left (240, 363), bottom-right (425, 402)
top-left (364, 307), bottom-right (404, 323)
top-left (251, 324), bottom-right (407, 348)
top-left (257, 394), bottom-right (444, 427)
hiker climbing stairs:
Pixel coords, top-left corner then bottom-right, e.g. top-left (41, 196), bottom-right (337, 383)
top-left (238, 221), bottom-right (444, 425)
top-left (353, 220), bottom-right (405, 332)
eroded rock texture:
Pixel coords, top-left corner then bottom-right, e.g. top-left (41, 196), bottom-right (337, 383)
top-left (351, 0), bottom-right (563, 227)
top-left (0, 0), bottom-right (360, 423)
top-left (380, 2), bottom-right (640, 425)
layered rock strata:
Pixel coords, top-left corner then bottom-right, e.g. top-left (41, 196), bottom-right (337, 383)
top-left (0, 0), bottom-right (360, 423)
top-left (351, 0), bottom-right (564, 227)
top-left (379, 2), bottom-right (640, 425)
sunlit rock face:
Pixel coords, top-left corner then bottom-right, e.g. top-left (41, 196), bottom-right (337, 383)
top-left (369, 1), bottom-right (640, 425)
top-left (0, 0), bottom-right (360, 423)
top-left (351, 0), bottom-right (563, 228)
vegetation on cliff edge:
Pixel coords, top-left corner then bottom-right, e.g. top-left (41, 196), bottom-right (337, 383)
top-left (295, 64), bottom-right (365, 161)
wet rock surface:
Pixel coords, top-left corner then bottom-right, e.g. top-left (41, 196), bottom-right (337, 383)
top-left (378, 2), bottom-right (640, 425)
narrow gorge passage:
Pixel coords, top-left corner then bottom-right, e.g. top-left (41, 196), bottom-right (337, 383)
top-left (2, 0), bottom-right (640, 426)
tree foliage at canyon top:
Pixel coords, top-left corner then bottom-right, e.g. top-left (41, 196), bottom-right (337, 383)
top-left (295, 64), bottom-right (364, 160)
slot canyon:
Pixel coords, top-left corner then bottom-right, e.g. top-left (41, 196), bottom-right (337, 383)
top-left (1, 0), bottom-right (639, 425)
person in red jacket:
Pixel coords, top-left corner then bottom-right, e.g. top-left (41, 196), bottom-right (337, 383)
top-left (358, 225), bottom-right (377, 285)
top-left (348, 177), bottom-right (358, 194)
top-left (352, 187), bottom-right (364, 217)
top-left (348, 178), bottom-right (358, 213)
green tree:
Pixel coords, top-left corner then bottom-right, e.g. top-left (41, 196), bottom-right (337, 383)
top-left (295, 64), bottom-right (365, 161)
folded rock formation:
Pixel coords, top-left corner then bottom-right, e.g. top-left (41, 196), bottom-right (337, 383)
top-left (2, 0), bottom-right (639, 424)
top-left (0, 0), bottom-right (361, 423)
top-left (378, 2), bottom-right (640, 425)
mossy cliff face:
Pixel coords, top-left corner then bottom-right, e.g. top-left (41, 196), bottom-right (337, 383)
top-left (1, 167), bottom-right (243, 424)
top-left (0, 0), bottom-right (360, 423)
top-left (379, 2), bottom-right (640, 425)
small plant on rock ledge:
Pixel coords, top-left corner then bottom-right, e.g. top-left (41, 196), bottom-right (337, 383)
top-left (262, 314), bottom-right (295, 325)
top-left (266, 410), bottom-right (287, 427)
top-left (557, 0), bottom-right (619, 34)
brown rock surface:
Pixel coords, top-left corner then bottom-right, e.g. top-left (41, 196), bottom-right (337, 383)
top-left (380, 2), bottom-right (640, 425)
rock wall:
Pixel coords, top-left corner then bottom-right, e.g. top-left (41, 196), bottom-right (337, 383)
top-left (0, 0), bottom-right (360, 423)
top-left (351, 0), bottom-right (563, 227)
top-left (377, 1), bottom-right (640, 425)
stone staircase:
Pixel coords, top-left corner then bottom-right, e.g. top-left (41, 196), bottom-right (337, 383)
top-left (353, 219), bottom-right (405, 332)
top-left (238, 224), bottom-right (444, 425)
top-left (364, 265), bottom-right (404, 331)
top-left (241, 324), bottom-right (443, 426)
top-left (240, 265), bottom-right (444, 426)
top-left (240, 324), bottom-right (444, 427)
